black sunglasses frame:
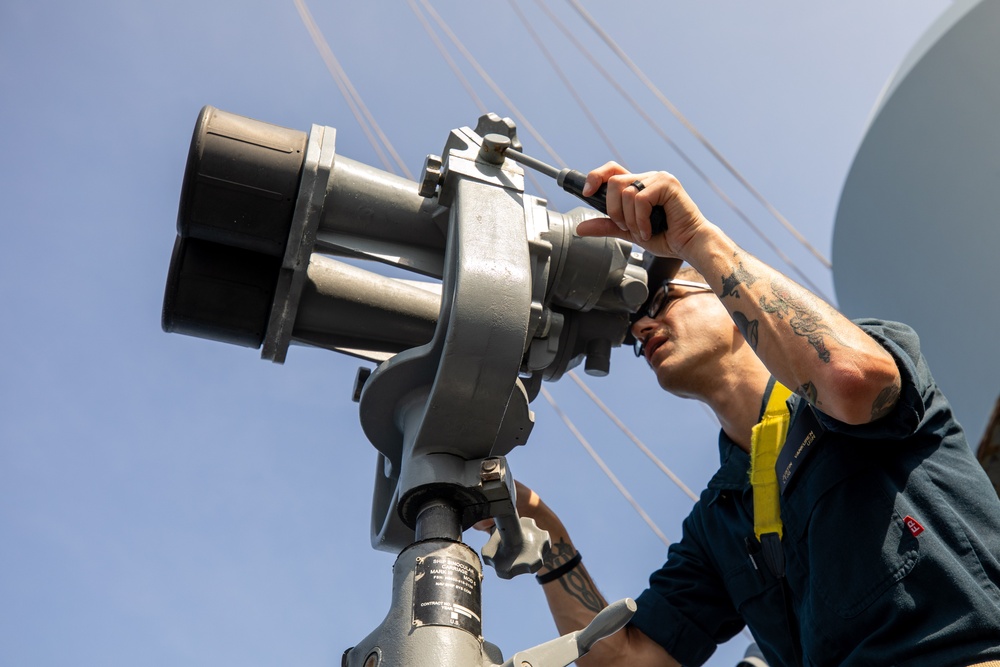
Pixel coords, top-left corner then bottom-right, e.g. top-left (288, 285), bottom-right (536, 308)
top-left (632, 279), bottom-right (713, 357)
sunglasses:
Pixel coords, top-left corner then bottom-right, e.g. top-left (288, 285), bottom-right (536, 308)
top-left (633, 278), bottom-right (714, 357)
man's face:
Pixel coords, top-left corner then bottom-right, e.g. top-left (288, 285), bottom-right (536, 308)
top-left (631, 279), bottom-right (734, 394)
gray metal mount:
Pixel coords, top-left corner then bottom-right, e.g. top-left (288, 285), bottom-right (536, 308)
top-left (163, 108), bottom-right (648, 667)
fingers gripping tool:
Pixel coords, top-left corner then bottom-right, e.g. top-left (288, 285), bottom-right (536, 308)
top-left (480, 133), bottom-right (667, 236)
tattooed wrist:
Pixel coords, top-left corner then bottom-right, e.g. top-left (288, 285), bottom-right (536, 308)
top-left (542, 538), bottom-right (605, 612)
top-left (542, 538), bottom-right (576, 571)
top-left (720, 260), bottom-right (759, 299)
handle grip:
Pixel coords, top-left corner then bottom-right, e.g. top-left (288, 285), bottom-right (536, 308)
top-left (558, 170), bottom-right (667, 236)
top-left (577, 598), bottom-right (638, 654)
top-left (499, 597), bottom-right (637, 667)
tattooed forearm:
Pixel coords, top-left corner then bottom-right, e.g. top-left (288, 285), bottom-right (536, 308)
top-left (542, 538), bottom-right (576, 570)
top-left (543, 538), bottom-right (605, 613)
top-left (795, 381), bottom-right (819, 406)
top-left (733, 311), bottom-right (760, 351)
top-left (720, 261), bottom-right (759, 299)
top-left (758, 280), bottom-right (843, 363)
top-left (870, 379), bottom-right (901, 421)
top-left (558, 567), bottom-right (605, 613)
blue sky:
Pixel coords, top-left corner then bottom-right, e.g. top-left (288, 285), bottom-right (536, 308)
top-left (0, 1), bottom-right (951, 665)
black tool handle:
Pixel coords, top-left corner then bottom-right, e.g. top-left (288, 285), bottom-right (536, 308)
top-left (558, 170), bottom-right (667, 236)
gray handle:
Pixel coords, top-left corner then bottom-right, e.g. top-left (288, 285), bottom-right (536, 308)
top-left (482, 515), bottom-right (549, 579)
top-left (578, 598), bottom-right (638, 654)
top-left (500, 598), bottom-right (636, 667)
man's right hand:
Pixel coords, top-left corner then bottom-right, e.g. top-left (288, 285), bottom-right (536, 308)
top-left (577, 161), bottom-right (710, 259)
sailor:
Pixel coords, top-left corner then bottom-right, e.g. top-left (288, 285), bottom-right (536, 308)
top-left (514, 162), bottom-right (1000, 666)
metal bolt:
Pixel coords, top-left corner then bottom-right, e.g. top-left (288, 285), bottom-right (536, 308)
top-left (419, 154), bottom-right (443, 198)
top-left (478, 133), bottom-right (511, 165)
top-left (480, 458), bottom-right (502, 482)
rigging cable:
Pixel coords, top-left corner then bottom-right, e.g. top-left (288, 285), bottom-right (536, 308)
top-left (297, 1), bottom-right (796, 589)
top-left (406, 1), bottom-right (702, 542)
top-left (293, 9), bottom-right (763, 643)
top-left (409, 0), bottom-right (829, 301)
top-left (544, 382), bottom-right (755, 644)
top-left (407, 0), bottom-right (734, 558)
top-left (404, 0), bottom-right (785, 518)
top-left (414, 0), bottom-right (568, 170)
top-left (507, 0), bottom-right (627, 166)
top-left (302, 0), bottom-right (811, 508)
top-left (567, 370), bottom-right (700, 502)
top-left (294, 0), bottom-right (413, 179)
top-left (294, 0), bottom-right (677, 548)
top-left (293, 5), bottom-right (770, 645)
top-left (540, 386), bottom-right (673, 549)
top-left (564, 0), bottom-right (832, 270)
top-left (405, 0), bottom-right (551, 197)
top-left (406, 0), bottom-right (490, 115)
top-left (533, 0), bottom-right (830, 301)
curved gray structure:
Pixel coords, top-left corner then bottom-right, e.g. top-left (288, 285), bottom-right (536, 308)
top-left (833, 0), bottom-right (1000, 437)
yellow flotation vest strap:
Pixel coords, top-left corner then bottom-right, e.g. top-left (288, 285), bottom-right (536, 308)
top-left (750, 380), bottom-right (793, 577)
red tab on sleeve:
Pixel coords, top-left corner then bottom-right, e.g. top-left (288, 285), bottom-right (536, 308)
top-left (904, 515), bottom-right (925, 537)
